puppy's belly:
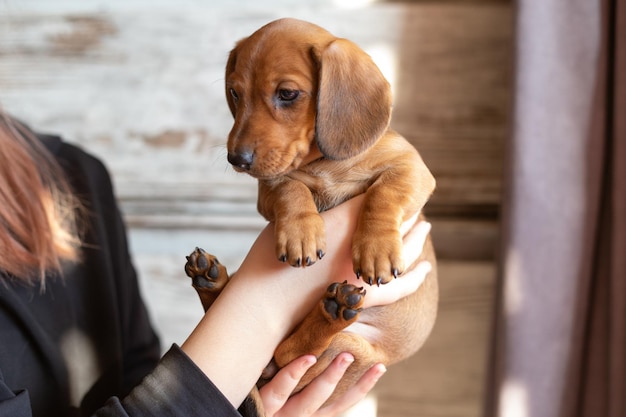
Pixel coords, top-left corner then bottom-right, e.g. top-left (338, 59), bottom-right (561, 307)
top-left (344, 320), bottom-right (383, 344)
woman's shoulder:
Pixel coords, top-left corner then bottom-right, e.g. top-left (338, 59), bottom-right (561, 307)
top-left (36, 132), bottom-right (116, 199)
top-left (42, 134), bottom-right (109, 178)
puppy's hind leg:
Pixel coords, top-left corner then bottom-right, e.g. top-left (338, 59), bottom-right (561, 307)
top-left (184, 247), bottom-right (230, 312)
top-left (272, 281), bottom-right (381, 403)
top-left (273, 281), bottom-right (366, 367)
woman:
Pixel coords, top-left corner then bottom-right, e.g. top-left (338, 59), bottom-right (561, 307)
top-left (0, 111), bottom-right (432, 416)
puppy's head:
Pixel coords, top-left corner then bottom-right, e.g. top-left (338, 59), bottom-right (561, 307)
top-left (224, 18), bottom-right (392, 179)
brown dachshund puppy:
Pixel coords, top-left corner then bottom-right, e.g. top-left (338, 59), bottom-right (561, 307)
top-left (184, 18), bottom-right (438, 416)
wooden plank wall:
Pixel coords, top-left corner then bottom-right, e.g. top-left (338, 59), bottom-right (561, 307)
top-left (389, 2), bottom-right (512, 262)
top-left (0, 1), bottom-right (512, 415)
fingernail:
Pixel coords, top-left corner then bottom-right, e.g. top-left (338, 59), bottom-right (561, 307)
top-left (373, 364), bottom-right (387, 382)
top-left (302, 355), bottom-right (317, 368)
top-left (340, 354), bottom-right (355, 368)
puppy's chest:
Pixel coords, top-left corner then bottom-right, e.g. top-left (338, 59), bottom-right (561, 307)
top-left (287, 164), bottom-right (377, 212)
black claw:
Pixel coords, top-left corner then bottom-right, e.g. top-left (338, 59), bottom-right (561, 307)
top-left (355, 270), bottom-right (361, 279)
top-left (377, 277), bottom-right (383, 286)
top-left (367, 277), bottom-right (373, 285)
top-left (317, 250), bottom-right (325, 259)
top-left (279, 254), bottom-right (287, 262)
top-left (305, 256), bottom-right (313, 266)
top-left (294, 258), bottom-right (302, 267)
top-left (393, 268), bottom-right (399, 278)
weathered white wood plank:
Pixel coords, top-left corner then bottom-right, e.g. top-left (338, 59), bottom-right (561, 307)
top-left (0, 2), bottom-right (511, 215)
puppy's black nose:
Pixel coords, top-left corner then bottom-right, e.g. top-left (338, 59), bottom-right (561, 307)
top-left (227, 150), bottom-right (254, 171)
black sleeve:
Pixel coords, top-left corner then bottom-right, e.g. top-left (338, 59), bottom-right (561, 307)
top-left (33, 131), bottom-right (242, 416)
top-left (54, 140), bottom-right (163, 408)
top-left (0, 371), bottom-right (33, 417)
top-left (93, 345), bottom-right (241, 417)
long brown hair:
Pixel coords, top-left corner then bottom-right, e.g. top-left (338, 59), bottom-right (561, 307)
top-left (0, 111), bottom-right (83, 284)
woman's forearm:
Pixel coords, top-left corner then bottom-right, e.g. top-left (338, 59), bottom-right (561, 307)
top-left (181, 196), bottom-right (361, 407)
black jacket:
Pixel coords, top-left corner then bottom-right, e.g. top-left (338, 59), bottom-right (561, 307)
top-left (0, 131), bottom-right (240, 416)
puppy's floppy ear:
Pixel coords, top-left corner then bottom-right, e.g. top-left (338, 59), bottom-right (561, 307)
top-left (314, 39), bottom-right (392, 160)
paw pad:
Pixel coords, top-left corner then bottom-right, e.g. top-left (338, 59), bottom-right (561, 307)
top-left (322, 281), bottom-right (366, 322)
top-left (184, 247), bottom-right (226, 290)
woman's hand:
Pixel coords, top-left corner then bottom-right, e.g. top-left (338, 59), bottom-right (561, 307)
top-left (259, 353), bottom-right (386, 417)
top-left (257, 216), bottom-right (433, 416)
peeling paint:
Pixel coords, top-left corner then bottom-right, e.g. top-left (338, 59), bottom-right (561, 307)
top-left (138, 129), bottom-right (187, 148)
top-left (48, 15), bottom-right (117, 56)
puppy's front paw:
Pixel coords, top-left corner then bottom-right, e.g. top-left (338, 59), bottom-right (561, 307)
top-left (322, 281), bottom-right (365, 325)
top-left (352, 227), bottom-right (404, 286)
top-left (275, 213), bottom-right (326, 267)
top-left (184, 247), bottom-right (229, 292)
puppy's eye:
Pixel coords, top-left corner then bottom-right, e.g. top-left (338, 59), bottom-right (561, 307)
top-left (277, 89), bottom-right (299, 102)
top-left (229, 88), bottom-right (239, 102)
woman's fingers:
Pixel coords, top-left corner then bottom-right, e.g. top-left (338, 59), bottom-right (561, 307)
top-left (359, 220), bottom-right (432, 308)
top-left (401, 220), bottom-right (432, 268)
top-left (260, 354), bottom-right (389, 417)
top-left (272, 353), bottom-right (354, 417)
top-left (399, 210), bottom-right (420, 236)
top-left (314, 363), bottom-right (386, 417)
top-left (259, 355), bottom-right (317, 415)
top-left (345, 220), bottom-right (432, 308)
top-left (361, 260), bottom-right (431, 308)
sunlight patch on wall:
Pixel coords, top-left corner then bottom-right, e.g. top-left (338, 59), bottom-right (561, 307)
top-left (500, 379), bottom-right (530, 417)
top-left (332, 0), bottom-right (377, 9)
top-left (503, 248), bottom-right (524, 315)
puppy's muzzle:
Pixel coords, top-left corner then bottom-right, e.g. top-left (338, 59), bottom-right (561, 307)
top-left (227, 150), bottom-right (254, 171)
